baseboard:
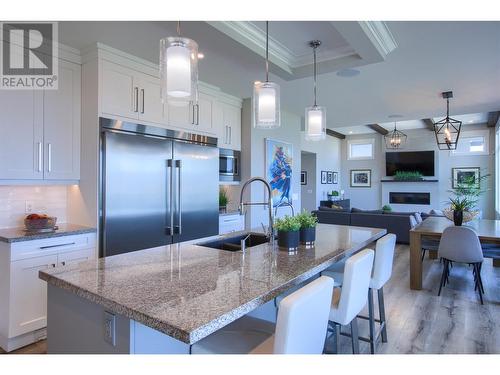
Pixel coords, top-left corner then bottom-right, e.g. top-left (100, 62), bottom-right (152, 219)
top-left (0, 327), bottom-right (46, 352)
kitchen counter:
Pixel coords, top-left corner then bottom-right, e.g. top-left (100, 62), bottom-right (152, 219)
top-left (39, 224), bottom-right (386, 353)
top-left (0, 223), bottom-right (97, 243)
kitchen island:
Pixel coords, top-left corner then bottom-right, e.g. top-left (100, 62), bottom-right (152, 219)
top-left (39, 224), bottom-right (386, 354)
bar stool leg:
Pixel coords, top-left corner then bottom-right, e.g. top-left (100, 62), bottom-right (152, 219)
top-left (350, 318), bottom-right (360, 354)
top-left (367, 288), bottom-right (376, 354)
top-left (378, 287), bottom-right (388, 343)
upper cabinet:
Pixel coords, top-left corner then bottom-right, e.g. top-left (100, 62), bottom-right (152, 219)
top-left (95, 44), bottom-right (242, 149)
top-left (0, 58), bottom-right (81, 182)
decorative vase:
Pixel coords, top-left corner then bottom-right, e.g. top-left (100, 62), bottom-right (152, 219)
top-left (453, 210), bottom-right (463, 226)
top-left (277, 230), bottom-right (300, 251)
top-left (300, 227), bottom-right (316, 246)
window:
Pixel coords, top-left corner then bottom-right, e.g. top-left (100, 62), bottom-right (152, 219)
top-left (348, 139), bottom-right (375, 160)
top-left (451, 130), bottom-right (489, 156)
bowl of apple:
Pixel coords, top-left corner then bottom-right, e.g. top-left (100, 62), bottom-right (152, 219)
top-left (24, 214), bottom-right (57, 232)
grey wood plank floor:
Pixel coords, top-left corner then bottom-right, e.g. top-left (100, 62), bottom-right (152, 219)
top-left (1, 244), bottom-right (498, 355)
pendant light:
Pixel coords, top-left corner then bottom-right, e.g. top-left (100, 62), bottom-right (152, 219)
top-left (434, 91), bottom-right (462, 150)
top-left (160, 21), bottom-right (199, 106)
top-left (253, 21), bottom-right (280, 129)
top-left (305, 40), bottom-right (326, 141)
top-left (384, 122), bottom-right (407, 149)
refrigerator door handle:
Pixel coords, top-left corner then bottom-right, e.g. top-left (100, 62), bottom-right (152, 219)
top-left (167, 159), bottom-right (174, 236)
top-left (175, 159), bottom-right (182, 235)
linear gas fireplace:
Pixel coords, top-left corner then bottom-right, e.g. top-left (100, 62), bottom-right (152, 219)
top-left (389, 192), bottom-right (430, 205)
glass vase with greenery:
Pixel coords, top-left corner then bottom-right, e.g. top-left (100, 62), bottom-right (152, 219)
top-left (219, 187), bottom-right (229, 213)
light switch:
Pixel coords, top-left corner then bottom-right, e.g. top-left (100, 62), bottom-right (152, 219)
top-left (104, 311), bottom-right (116, 346)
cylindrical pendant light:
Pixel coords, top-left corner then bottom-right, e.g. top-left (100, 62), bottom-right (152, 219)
top-left (160, 21), bottom-right (199, 106)
top-left (253, 22), bottom-right (280, 129)
top-left (305, 40), bottom-right (326, 141)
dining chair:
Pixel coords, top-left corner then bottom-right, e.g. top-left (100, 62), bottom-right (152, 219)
top-left (409, 215), bottom-right (440, 261)
top-left (191, 276), bottom-right (334, 354)
top-left (437, 226), bottom-right (485, 304)
top-left (323, 234), bottom-right (396, 354)
top-left (414, 212), bottom-right (423, 224)
top-left (326, 249), bottom-right (374, 354)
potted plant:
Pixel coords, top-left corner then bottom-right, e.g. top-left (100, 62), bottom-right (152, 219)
top-left (394, 170), bottom-right (423, 181)
top-left (274, 215), bottom-right (301, 250)
top-left (448, 196), bottom-right (474, 226)
top-left (296, 210), bottom-right (318, 245)
top-left (219, 187), bottom-right (229, 213)
top-left (382, 204), bottom-right (392, 213)
top-left (327, 190), bottom-right (339, 201)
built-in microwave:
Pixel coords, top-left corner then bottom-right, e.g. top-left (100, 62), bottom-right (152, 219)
top-left (219, 148), bottom-right (240, 182)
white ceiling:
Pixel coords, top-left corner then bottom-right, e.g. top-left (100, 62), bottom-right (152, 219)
top-left (58, 21), bottom-right (500, 130)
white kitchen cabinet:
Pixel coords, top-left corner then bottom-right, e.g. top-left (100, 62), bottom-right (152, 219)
top-left (0, 59), bottom-right (81, 182)
top-left (0, 232), bottom-right (96, 352)
top-left (194, 92), bottom-right (215, 133)
top-left (219, 213), bottom-right (244, 235)
top-left (0, 91), bottom-right (43, 180)
top-left (43, 60), bottom-right (81, 180)
top-left (101, 59), bottom-right (167, 126)
top-left (167, 101), bottom-right (193, 128)
top-left (218, 103), bottom-right (241, 151)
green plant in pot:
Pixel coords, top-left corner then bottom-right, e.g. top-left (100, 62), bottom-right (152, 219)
top-left (446, 173), bottom-right (489, 226)
top-left (274, 215), bottom-right (301, 251)
top-left (394, 170), bottom-right (423, 181)
top-left (382, 204), bottom-right (392, 213)
top-left (219, 187), bottom-right (229, 213)
top-left (296, 210), bottom-right (318, 246)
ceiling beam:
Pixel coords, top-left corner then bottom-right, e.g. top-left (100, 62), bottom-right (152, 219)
top-left (366, 124), bottom-right (388, 135)
top-left (326, 129), bottom-right (346, 139)
top-left (422, 118), bottom-right (435, 131)
top-left (487, 111), bottom-right (500, 127)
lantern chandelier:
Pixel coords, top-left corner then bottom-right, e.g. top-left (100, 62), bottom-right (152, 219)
top-left (160, 21), bottom-right (199, 106)
top-left (253, 21), bottom-right (281, 129)
top-left (304, 40), bottom-right (326, 141)
top-left (434, 91), bottom-right (462, 150)
top-left (384, 122), bottom-right (407, 149)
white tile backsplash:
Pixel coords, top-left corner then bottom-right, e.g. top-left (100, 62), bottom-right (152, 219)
top-left (0, 186), bottom-right (67, 228)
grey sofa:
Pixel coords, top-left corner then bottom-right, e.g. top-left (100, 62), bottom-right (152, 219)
top-left (313, 207), bottom-right (433, 244)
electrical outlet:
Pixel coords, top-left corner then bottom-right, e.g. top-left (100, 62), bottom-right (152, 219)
top-left (25, 201), bottom-right (34, 213)
top-left (103, 311), bottom-right (116, 346)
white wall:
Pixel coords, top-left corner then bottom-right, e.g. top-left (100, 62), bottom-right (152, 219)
top-left (340, 126), bottom-right (495, 219)
top-left (300, 152), bottom-right (316, 212)
top-left (0, 186), bottom-right (68, 228)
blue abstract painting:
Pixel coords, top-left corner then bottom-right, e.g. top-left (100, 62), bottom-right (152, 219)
top-left (265, 138), bottom-right (293, 207)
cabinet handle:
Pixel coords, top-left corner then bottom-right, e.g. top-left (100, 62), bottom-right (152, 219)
top-left (134, 87), bottom-right (139, 112)
top-left (196, 104), bottom-right (200, 125)
top-left (47, 143), bottom-right (52, 172)
top-left (229, 126), bottom-right (232, 145)
top-left (51, 263), bottom-right (56, 268)
top-left (141, 88), bottom-right (145, 114)
top-left (225, 126), bottom-right (228, 144)
top-left (37, 142), bottom-right (42, 172)
top-left (61, 261), bottom-right (66, 266)
top-left (191, 103), bottom-right (195, 124)
top-left (40, 242), bottom-right (76, 249)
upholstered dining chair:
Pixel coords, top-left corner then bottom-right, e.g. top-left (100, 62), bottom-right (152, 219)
top-left (409, 215), bottom-right (440, 261)
top-left (437, 226), bottom-right (485, 304)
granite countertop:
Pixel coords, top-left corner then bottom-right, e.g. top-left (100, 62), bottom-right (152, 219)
top-left (0, 223), bottom-right (97, 243)
top-left (39, 224), bottom-right (385, 344)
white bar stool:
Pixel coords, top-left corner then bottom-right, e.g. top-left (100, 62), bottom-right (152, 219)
top-left (326, 249), bottom-right (374, 354)
top-left (323, 234), bottom-right (396, 354)
top-left (191, 276), bottom-right (334, 354)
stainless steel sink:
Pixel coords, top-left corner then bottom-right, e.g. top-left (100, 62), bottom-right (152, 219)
top-left (197, 232), bottom-right (269, 252)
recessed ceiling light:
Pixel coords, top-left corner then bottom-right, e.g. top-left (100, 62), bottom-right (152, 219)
top-left (336, 69), bottom-right (360, 78)
top-left (388, 114), bottom-right (403, 119)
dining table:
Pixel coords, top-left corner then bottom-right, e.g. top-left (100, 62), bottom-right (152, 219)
top-left (410, 216), bottom-right (500, 290)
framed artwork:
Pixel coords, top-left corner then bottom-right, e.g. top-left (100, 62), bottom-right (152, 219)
top-left (301, 171), bottom-right (307, 185)
top-left (350, 169), bottom-right (371, 187)
top-left (333, 172), bottom-right (338, 184)
top-left (265, 138), bottom-right (293, 207)
top-left (327, 171), bottom-right (333, 184)
top-left (320, 171), bottom-right (328, 184)
top-left (452, 167), bottom-right (480, 189)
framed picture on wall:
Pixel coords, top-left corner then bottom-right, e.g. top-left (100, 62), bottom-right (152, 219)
top-left (265, 138), bottom-right (293, 207)
top-left (333, 172), bottom-right (338, 184)
top-left (321, 171), bottom-right (328, 184)
top-left (452, 167), bottom-right (480, 188)
top-left (301, 171), bottom-right (307, 185)
top-left (350, 169), bottom-right (371, 187)
top-left (327, 171), bottom-right (333, 184)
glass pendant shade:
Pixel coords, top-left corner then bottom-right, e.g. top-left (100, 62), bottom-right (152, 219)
top-left (160, 36), bottom-right (198, 106)
top-left (305, 106), bottom-right (326, 141)
top-left (253, 81), bottom-right (281, 128)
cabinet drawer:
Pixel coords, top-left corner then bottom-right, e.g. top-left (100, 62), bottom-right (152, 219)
top-left (10, 233), bottom-right (96, 261)
top-left (219, 214), bottom-right (244, 235)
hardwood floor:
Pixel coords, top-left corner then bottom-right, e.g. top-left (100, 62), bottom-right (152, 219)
top-left (1, 244), bottom-right (498, 354)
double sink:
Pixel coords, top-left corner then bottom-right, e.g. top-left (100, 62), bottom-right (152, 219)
top-left (197, 232), bottom-right (269, 252)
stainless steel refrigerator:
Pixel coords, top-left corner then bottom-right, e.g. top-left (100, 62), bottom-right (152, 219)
top-left (99, 118), bottom-right (219, 257)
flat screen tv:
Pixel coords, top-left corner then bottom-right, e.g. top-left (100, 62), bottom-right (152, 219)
top-left (386, 151), bottom-right (435, 176)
